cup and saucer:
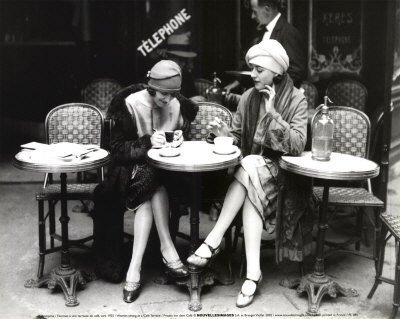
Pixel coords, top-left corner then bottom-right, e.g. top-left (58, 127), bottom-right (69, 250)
top-left (159, 147), bottom-right (181, 157)
top-left (213, 136), bottom-right (237, 155)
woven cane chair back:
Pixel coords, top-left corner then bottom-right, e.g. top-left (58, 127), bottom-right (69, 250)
top-left (312, 105), bottom-right (371, 159)
top-left (82, 78), bottom-right (122, 114)
top-left (300, 81), bottom-right (319, 110)
top-left (194, 78), bottom-right (213, 97)
top-left (45, 103), bottom-right (104, 147)
top-left (326, 79), bottom-right (368, 111)
top-left (188, 102), bottom-right (233, 141)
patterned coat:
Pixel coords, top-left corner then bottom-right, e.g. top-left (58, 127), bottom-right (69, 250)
top-left (230, 75), bottom-right (313, 262)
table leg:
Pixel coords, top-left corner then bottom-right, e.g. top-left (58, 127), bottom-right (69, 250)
top-left (175, 173), bottom-right (219, 311)
top-left (25, 173), bottom-right (86, 307)
top-left (295, 182), bottom-right (358, 314)
top-left (188, 173), bottom-right (202, 311)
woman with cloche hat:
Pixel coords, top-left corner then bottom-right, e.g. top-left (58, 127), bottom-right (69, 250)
top-left (92, 60), bottom-right (198, 303)
top-left (187, 39), bottom-right (310, 307)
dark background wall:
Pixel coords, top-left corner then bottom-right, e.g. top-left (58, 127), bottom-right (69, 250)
top-left (0, 0), bottom-right (395, 153)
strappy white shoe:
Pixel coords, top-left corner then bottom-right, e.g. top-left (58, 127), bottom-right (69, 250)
top-left (236, 274), bottom-right (263, 308)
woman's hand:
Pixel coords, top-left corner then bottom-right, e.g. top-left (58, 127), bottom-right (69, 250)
top-left (207, 117), bottom-right (230, 137)
top-left (259, 85), bottom-right (276, 113)
top-left (172, 130), bottom-right (183, 147)
top-left (151, 130), bottom-right (166, 147)
top-left (259, 84), bottom-right (276, 100)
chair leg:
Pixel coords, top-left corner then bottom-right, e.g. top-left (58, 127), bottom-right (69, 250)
top-left (298, 261), bottom-right (304, 277)
top-left (232, 219), bottom-right (242, 252)
top-left (169, 199), bottom-right (180, 243)
top-left (239, 238), bottom-right (246, 278)
top-left (373, 208), bottom-right (382, 273)
top-left (223, 226), bottom-right (234, 284)
top-left (355, 208), bottom-right (363, 251)
top-left (49, 200), bottom-right (56, 248)
top-left (37, 200), bottom-right (46, 279)
top-left (391, 240), bottom-right (400, 319)
top-left (368, 224), bottom-right (389, 299)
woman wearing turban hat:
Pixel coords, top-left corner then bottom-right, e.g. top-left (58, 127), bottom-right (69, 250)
top-left (187, 40), bottom-right (311, 307)
top-left (92, 60), bottom-right (198, 303)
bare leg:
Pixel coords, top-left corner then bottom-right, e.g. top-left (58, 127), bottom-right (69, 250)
top-left (151, 186), bottom-right (180, 262)
top-left (242, 196), bottom-right (263, 288)
top-left (126, 201), bottom-right (153, 283)
top-left (195, 179), bottom-right (247, 258)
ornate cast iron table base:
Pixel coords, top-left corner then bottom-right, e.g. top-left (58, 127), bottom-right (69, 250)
top-left (176, 265), bottom-right (217, 312)
top-left (283, 273), bottom-right (358, 315)
top-left (25, 266), bottom-right (87, 307)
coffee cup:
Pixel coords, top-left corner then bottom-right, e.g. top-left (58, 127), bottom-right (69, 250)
top-left (164, 131), bottom-right (174, 144)
top-left (214, 136), bottom-right (234, 154)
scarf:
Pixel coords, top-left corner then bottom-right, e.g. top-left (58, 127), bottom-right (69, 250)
top-left (241, 73), bottom-right (294, 157)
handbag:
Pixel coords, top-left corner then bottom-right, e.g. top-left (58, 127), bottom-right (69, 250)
top-left (125, 163), bottom-right (159, 210)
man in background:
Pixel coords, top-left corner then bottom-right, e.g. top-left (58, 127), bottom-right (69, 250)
top-left (225, 0), bottom-right (306, 92)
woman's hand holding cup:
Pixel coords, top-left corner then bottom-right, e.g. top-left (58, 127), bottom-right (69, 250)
top-left (208, 117), bottom-right (230, 137)
top-left (151, 130), bottom-right (166, 147)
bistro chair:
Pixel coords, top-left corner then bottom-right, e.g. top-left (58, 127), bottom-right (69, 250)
top-left (300, 80), bottom-right (319, 110)
top-left (194, 78), bottom-right (213, 98)
top-left (81, 78), bottom-right (122, 116)
top-left (366, 107), bottom-right (396, 318)
top-left (81, 78), bottom-right (122, 160)
top-left (187, 101), bottom-right (233, 141)
top-left (325, 79), bottom-right (368, 111)
top-left (34, 103), bottom-right (104, 278)
top-left (368, 213), bottom-right (400, 319)
top-left (312, 106), bottom-right (384, 258)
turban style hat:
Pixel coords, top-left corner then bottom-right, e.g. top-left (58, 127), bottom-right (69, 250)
top-left (245, 39), bottom-right (289, 75)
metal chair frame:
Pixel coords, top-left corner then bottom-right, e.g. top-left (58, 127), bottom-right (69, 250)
top-left (300, 81), bottom-right (319, 110)
top-left (368, 213), bottom-right (400, 319)
top-left (188, 101), bottom-right (233, 141)
top-left (311, 105), bottom-right (384, 259)
top-left (81, 78), bottom-right (122, 115)
top-left (35, 103), bottom-right (105, 279)
top-left (325, 79), bottom-right (368, 111)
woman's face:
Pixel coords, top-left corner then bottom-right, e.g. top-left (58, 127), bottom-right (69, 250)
top-left (152, 90), bottom-right (176, 107)
top-left (250, 64), bottom-right (275, 91)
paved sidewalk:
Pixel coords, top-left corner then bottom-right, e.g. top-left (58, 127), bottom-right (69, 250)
top-left (0, 155), bottom-right (399, 319)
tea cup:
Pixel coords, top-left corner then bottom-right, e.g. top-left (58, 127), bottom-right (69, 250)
top-left (214, 136), bottom-right (234, 154)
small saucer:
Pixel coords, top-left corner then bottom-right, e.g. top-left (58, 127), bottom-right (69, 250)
top-left (159, 148), bottom-right (181, 157)
top-left (213, 146), bottom-right (237, 155)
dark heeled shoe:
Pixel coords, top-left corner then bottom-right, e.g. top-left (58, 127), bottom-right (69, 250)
top-left (123, 281), bottom-right (141, 303)
top-left (236, 274), bottom-right (263, 308)
top-left (186, 242), bottom-right (221, 268)
top-left (162, 257), bottom-right (189, 278)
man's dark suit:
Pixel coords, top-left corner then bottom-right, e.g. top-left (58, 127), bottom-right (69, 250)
top-left (252, 15), bottom-right (307, 88)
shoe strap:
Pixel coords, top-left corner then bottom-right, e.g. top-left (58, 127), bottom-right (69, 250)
top-left (239, 275), bottom-right (262, 297)
top-left (162, 257), bottom-right (183, 269)
top-left (124, 281), bottom-right (141, 291)
top-left (203, 241), bottom-right (220, 254)
top-left (245, 275), bottom-right (262, 285)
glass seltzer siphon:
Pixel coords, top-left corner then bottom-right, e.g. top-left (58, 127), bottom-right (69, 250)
top-left (312, 96), bottom-right (334, 161)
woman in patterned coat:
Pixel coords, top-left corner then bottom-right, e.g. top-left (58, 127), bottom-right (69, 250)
top-left (187, 39), bottom-right (311, 308)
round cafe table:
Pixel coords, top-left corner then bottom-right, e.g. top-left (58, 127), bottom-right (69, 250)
top-left (279, 151), bottom-right (379, 314)
top-left (148, 141), bottom-right (241, 311)
top-left (13, 148), bottom-right (111, 306)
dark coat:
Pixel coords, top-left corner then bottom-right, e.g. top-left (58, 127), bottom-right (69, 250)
top-left (103, 85), bottom-right (198, 202)
top-left (252, 15), bottom-right (307, 88)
